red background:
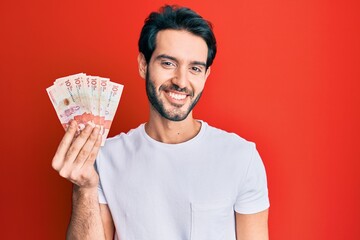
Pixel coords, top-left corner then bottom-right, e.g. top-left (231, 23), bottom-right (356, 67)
top-left (1, 0), bottom-right (359, 239)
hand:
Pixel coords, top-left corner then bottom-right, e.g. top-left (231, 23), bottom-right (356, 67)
top-left (52, 120), bottom-right (102, 189)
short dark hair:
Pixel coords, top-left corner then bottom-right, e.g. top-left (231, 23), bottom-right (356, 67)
top-left (138, 5), bottom-right (217, 68)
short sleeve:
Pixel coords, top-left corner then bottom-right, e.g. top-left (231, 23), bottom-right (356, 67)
top-left (234, 145), bottom-right (270, 214)
top-left (95, 151), bottom-right (108, 204)
top-left (97, 179), bottom-right (108, 204)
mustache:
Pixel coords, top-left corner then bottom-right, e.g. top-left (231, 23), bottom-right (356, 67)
top-left (160, 84), bottom-right (194, 97)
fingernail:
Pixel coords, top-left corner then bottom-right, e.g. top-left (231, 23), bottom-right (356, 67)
top-left (93, 126), bottom-right (100, 134)
top-left (69, 120), bottom-right (76, 128)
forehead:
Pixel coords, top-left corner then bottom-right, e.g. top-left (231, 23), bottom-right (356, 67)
top-left (152, 29), bottom-right (208, 63)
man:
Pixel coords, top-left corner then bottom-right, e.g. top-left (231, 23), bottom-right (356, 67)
top-left (52, 5), bottom-right (270, 240)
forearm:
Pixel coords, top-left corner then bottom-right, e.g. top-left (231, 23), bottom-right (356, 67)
top-left (67, 185), bottom-right (106, 240)
top-left (236, 209), bottom-right (269, 240)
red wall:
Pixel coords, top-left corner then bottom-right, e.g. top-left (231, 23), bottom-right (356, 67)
top-left (1, 0), bottom-right (359, 239)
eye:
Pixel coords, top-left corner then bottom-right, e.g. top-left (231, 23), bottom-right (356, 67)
top-left (190, 66), bottom-right (203, 74)
top-left (161, 61), bottom-right (175, 68)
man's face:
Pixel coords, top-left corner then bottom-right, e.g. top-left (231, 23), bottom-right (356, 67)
top-left (140, 29), bottom-right (210, 121)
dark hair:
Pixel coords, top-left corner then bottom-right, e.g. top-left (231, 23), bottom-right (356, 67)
top-left (138, 5), bottom-right (217, 68)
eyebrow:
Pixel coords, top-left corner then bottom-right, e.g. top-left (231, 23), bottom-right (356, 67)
top-left (155, 54), bottom-right (207, 68)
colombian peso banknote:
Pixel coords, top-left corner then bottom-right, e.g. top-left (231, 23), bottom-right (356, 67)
top-left (46, 73), bottom-right (124, 146)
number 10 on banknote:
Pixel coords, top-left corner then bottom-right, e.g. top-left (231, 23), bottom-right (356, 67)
top-left (46, 73), bottom-right (124, 146)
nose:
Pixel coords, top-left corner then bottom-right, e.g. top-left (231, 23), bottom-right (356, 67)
top-left (171, 67), bottom-right (188, 89)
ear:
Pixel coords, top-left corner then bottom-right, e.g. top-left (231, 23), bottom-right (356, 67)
top-left (204, 67), bottom-right (211, 81)
top-left (137, 53), bottom-right (147, 79)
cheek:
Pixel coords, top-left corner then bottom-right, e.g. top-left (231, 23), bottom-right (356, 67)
top-left (192, 79), bottom-right (206, 93)
top-left (149, 67), bottom-right (172, 85)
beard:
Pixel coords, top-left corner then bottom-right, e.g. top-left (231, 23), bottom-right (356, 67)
top-left (145, 70), bottom-right (203, 122)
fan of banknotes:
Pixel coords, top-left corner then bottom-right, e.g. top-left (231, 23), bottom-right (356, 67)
top-left (46, 73), bottom-right (124, 146)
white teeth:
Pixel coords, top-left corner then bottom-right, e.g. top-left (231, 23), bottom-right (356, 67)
top-left (169, 92), bottom-right (186, 100)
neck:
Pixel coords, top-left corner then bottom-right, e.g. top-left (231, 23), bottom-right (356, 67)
top-left (145, 110), bottom-right (201, 144)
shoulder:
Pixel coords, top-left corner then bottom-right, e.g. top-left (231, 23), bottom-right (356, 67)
top-left (203, 122), bottom-right (256, 152)
top-left (97, 123), bottom-right (145, 159)
top-left (105, 123), bottom-right (144, 144)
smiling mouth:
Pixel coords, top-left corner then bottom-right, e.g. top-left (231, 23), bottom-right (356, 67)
top-left (168, 91), bottom-right (187, 100)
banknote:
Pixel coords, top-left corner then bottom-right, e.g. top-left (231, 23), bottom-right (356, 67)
top-left (46, 73), bottom-right (124, 145)
top-left (102, 81), bottom-right (124, 143)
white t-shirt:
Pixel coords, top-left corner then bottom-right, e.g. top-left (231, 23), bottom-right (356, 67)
top-left (96, 121), bottom-right (269, 240)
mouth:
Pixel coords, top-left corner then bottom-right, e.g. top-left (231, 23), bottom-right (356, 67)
top-left (167, 91), bottom-right (187, 100)
top-left (163, 90), bottom-right (190, 106)
top-left (159, 84), bottom-right (193, 105)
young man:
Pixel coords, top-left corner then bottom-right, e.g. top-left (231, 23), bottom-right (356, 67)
top-left (52, 5), bottom-right (269, 240)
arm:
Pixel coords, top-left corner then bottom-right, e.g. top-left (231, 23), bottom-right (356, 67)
top-left (235, 209), bottom-right (269, 240)
top-left (67, 187), bottom-right (109, 239)
top-left (100, 204), bottom-right (115, 239)
top-left (52, 121), bottom-right (113, 239)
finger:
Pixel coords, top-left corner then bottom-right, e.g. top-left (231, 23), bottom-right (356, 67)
top-left (74, 125), bottom-right (100, 167)
top-left (82, 133), bottom-right (102, 168)
top-left (64, 123), bottom-right (96, 164)
top-left (58, 124), bottom-right (98, 179)
top-left (67, 133), bottom-right (102, 188)
top-left (52, 120), bottom-right (78, 171)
